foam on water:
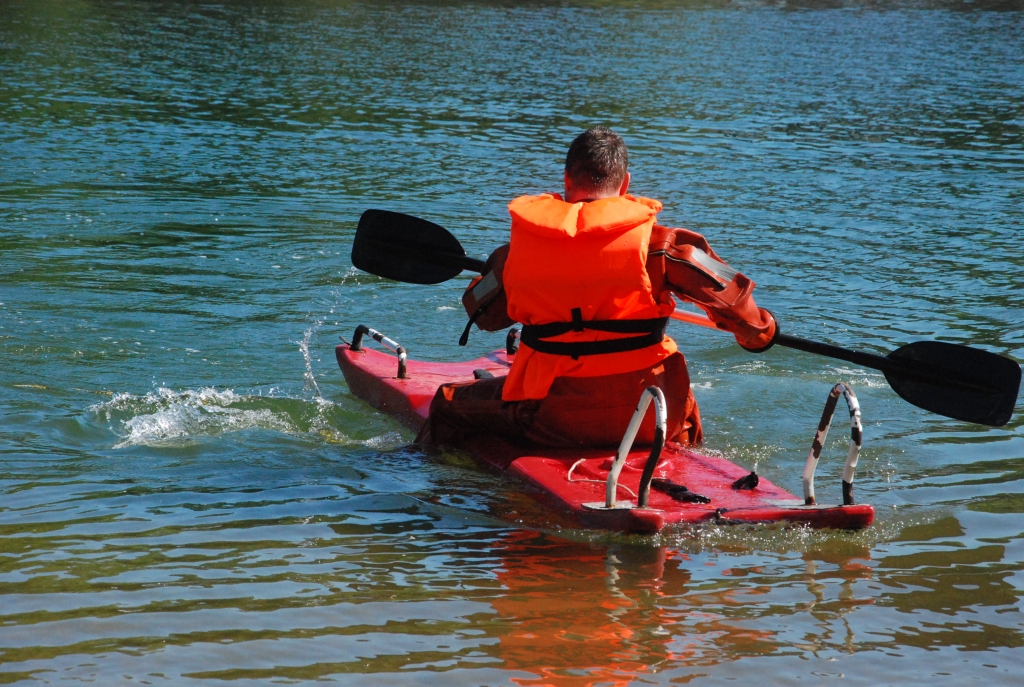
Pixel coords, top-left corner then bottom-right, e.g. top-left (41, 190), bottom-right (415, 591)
top-left (89, 387), bottom-right (402, 449)
top-left (90, 388), bottom-right (291, 448)
top-left (298, 319), bottom-right (323, 398)
top-left (827, 366), bottom-right (889, 389)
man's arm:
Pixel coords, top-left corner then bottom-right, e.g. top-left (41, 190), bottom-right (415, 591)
top-left (648, 225), bottom-right (778, 352)
top-left (461, 243), bottom-right (514, 332)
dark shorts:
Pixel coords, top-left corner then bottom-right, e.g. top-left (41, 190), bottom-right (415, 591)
top-left (415, 352), bottom-right (702, 449)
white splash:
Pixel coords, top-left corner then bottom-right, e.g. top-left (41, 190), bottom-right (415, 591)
top-left (731, 359), bottom-right (769, 373)
top-left (91, 388), bottom-right (293, 448)
top-left (90, 387), bottom-right (405, 450)
top-left (298, 319), bottom-right (323, 398)
top-left (828, 366), bottom-right (888, 389)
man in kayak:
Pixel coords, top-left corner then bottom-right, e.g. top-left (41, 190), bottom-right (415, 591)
top-left (416, 127), bottom-right (777, 448)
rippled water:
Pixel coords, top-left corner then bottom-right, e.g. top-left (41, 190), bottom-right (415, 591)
top-left (2, 1), bottom-right (1023, 684)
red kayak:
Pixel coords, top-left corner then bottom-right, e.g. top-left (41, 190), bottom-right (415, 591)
top-left (336, 325), bottom-right (874, 534)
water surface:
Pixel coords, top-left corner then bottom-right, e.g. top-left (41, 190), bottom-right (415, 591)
top-left (1, 1), bottom-right (1023, 684)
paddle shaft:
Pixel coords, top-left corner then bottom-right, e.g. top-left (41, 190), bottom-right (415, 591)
top-left (406, 254), bottom-right (978, 382)
top-left (352, 209), bottom-right (1020, 425)
top-left (451, 263), bottom-right (968, 389)
top-left (671, 311), bottom-right (993, 393)
top-left (383, 237), bottom-right (886, 376)
top-left (776, 333), bottom-right (888, 370)
top-left (678, 308), bottom-right (885, 369)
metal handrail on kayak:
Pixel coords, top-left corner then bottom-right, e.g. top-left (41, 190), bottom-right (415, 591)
top-left (605, 386), bottom-right (668, 509)
top-left (348, 325), bottom-right (408, 379)
top-left (803, 383), bottom-right (863, 506)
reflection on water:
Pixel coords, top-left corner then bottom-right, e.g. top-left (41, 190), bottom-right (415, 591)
top-left (1, 0), bottom-right (1023, 684)
top-left (3, 493), bottom-right (1018, 684)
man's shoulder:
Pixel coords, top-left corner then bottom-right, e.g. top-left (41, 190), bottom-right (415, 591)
top-left (650, 223), bottom-right (706, 241)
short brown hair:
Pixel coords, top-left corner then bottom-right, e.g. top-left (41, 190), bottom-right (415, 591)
top-left (564, 127), bottom-right (629, 194)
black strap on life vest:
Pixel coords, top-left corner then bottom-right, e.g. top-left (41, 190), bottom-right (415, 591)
top-left (458, 287), bottom-right (505, 346)
top-left (519, 308), bottom-right (668, 359)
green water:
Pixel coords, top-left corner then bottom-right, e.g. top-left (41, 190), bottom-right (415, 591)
top-left (1, 1), bottom-right (1023, 684)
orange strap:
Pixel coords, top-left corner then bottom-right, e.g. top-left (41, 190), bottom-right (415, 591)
top-left (671, 310), bottom-right (716, 329)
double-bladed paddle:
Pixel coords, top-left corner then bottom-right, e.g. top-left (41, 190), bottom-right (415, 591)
top-left (351, 209), bottom-right (1021, 427)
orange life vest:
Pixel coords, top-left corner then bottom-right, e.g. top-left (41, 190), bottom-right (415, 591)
top-left (502, 193), bottom-right (678, 401)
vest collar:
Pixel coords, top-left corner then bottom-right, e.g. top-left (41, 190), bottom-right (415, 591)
top-left (509, 193), bottom-right (662, 238)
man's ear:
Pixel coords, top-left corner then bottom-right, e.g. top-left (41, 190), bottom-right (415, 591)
top-left (618, 171), bottom-right (631, 196)
top-left (563, 170), bottom-right (573, 197)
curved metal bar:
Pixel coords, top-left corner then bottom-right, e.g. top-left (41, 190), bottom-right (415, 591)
top-left (802, 383), bottom-right (863, 506)
top-left (636, 392), bottom-right (667, 508)
top-left (350, 324), bottom-right (370, 351)
top-left (348, 324), bottom-right (408, 379)
top-left (605, 386), bottom-right (667, 508)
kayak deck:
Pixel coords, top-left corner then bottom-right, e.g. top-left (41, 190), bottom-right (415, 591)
top-left (336, 342), bottom-right (874, 534)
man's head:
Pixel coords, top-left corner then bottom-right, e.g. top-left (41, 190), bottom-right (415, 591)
top-left (563, 127), bottom-right (630, 202)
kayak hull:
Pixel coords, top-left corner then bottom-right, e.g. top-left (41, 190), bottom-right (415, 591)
top-left (336, 343), bottom-right (874, 534)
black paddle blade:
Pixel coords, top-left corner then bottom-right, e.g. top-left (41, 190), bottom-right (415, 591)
top-left (884, 341), bottom-right (1021, 427)
top-left (352, 209), bottom-right (470, 285)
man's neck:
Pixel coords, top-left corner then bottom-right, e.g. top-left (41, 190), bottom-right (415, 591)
top-left (564, 190), bottom-right (617, 203)
top-left (563, 171), bottom-right (630, 203)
